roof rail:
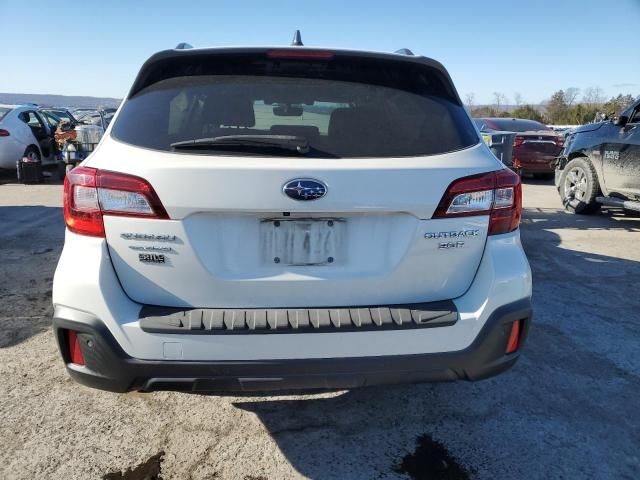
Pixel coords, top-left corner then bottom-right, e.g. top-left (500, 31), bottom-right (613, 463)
top-left (175, 42), bottom-right (193, 50)
top-left (394, 48), bottom-right (414, 56)
top-left (291, 30), bottom-right (303, 46)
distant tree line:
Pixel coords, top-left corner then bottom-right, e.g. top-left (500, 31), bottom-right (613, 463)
top-left (465, 88), bottom-right (637, 125)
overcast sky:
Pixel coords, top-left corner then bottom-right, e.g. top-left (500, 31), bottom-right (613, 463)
top-left (1, 0), bottom-right (638, 104)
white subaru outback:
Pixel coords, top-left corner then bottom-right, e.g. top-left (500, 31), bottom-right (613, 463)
top-left (52, 43), bottom-right (532, 393)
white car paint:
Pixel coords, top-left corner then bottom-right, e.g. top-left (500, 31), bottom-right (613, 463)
top-left (53, 227), bottom-right (531, 360)
top-left (52, 46), bottom-right (532, 389)
top-left (0, 104), bottom-right (56, 169)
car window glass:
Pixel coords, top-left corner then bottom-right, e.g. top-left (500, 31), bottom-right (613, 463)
top-left (113, 74), bottom-right (479, 158)
top-left (628, 108), bottom-right (640, 124)
top-left (0, 107), bottom-right (12, 122)
top-left (484, 119), bottom-right (550, 132)
top-left (41, 112), bottom-right (60, 129)
top-left (19, 111), bottom-right (45, 129)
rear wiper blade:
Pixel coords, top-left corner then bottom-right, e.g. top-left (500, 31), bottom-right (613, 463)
top-left (171, 135), bottom-right (310, 154)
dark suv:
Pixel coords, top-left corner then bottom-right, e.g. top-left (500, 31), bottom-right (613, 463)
top-left (556, 98), bottom-right (640, 215)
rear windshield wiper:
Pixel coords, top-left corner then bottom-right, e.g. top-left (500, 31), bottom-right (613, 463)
top-left (171, 135), bottom-right (310, 154)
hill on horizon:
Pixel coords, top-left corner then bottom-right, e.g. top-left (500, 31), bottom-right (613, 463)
top-left (0, 92), bottom-right (121, 109)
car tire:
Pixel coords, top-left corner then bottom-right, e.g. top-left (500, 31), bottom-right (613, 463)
top-left (559, 157), bottom-right (601, 214)
top-left (24, 146), bottom-right (41, 162)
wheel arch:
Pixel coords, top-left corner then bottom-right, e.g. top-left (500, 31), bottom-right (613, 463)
top-left (24, 143), bottom-right (43, 158)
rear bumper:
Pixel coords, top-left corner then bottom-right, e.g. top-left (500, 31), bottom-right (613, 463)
top-left (515, 148), bottom-right (561, 174)
top-left (53, 298), bottom-right (532, 393)
top-left (521, 160), bottom-right (556, 173)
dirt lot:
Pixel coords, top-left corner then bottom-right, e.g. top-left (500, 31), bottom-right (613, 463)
top-left (0, 173), bottom-right (639, 480)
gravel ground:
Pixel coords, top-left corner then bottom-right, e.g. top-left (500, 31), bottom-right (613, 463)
top-left (0, 174), bottom-right (639, 480)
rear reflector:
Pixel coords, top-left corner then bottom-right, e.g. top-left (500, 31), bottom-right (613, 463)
top-left (64, 167), bottom-right (168, 237)
top-left (433, 169), bottom-right (522, 235)
top-left (505, 320), bottom-right (522, 354)
top-left (0, 129), bottom-right (10, 137)
top-left (267, 50), bottom-right (335, 60)
top-left (66, 330), bottom-right (85, 365)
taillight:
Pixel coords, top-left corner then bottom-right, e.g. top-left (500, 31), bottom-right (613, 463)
top-left (556, 137), bottom-right (565, 147)
top-left (0, 129), bottom-right (10, 137)
top-left (66, 330), bottom-right (85, 365)
top-left (433, 169), bottom-right (522, 236)
top-left (266, 50), bottom-right (335, 60)
top-left (64, 167), bottom-right (169, 237)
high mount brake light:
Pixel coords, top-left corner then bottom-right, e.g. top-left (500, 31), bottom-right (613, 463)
top-left (63, 167), bottom-right (169, 237)
top-left (266, 50), bottom-right (335, 60)
top-left (433, 169), bottom-right (522, 236)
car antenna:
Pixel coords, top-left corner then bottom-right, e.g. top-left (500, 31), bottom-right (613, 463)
top-left (394, 48), bottom-right (414, 56)
top-left (175, 42), bottom-right (193, 50)
top-left (291, 30), bottom-right (303, 46)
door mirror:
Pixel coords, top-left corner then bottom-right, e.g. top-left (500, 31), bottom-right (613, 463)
top-left (615, 115), bottom-right (629, 127)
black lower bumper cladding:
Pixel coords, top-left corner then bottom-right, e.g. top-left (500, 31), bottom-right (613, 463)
top-left (138, 300), bottom-right (459, 334)
top-left (53, 299), bottom-right (532, 393)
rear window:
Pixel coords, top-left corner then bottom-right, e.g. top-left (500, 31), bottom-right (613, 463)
top-left (0, 107), bottom-right (12, 122)
top-left (112, 55), bottom-right (478, 158)
top-left (484, 119), bottom-right (551, 132)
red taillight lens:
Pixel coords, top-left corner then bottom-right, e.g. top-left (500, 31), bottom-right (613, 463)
top-left (266, 50), bottom-right (335, 60)
top-left (513, 158), bottom-right (521, 169)
top-left (505, 320), bottom-right (522, 354)
top-left (489, 169), bottom-right (522, 235)
top-left (433, 169), bottom-right (522, 236)
top-left (63, 167), bottom-right (169, 237)
top-left (66, 330), bottom-right (85, 365)
top-left (64, 167), bottom-right (103, 237)
top-left (513, 136), bottom-right (525, 147)
top-left (0, 129), bottom-right (10, 137)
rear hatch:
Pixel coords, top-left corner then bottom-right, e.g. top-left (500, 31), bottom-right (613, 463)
top-left (90, 48), bottom-right (503, 308)
top-left (514, 131), bottom-right (563, 160)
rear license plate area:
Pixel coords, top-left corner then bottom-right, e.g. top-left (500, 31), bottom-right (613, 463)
top-left (261, 218), bottom-right (345, 266)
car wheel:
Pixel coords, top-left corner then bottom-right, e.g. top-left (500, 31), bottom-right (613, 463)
top-left (24, 146), bottom-right (41, 162)
top-left (559, 157), bottom-right (601, 214)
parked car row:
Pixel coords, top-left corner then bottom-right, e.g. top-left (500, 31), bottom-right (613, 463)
top-left (475, 118), bottom-right (564, 178)
top-left (0, 104), bottom-right (59, 169)
top-left (0, 104), bottom-right (115, 175)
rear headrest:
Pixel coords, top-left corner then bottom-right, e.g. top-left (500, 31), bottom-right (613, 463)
top-left (328, 107), bottom-right (390, 156)
top-left (328, 108), bottom-right (358, 138)
top-left (201, 93), bottom-right (255, 128)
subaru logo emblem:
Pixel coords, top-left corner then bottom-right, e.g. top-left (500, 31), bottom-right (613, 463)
top-left (283, 179), bottom-right (327, 201)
